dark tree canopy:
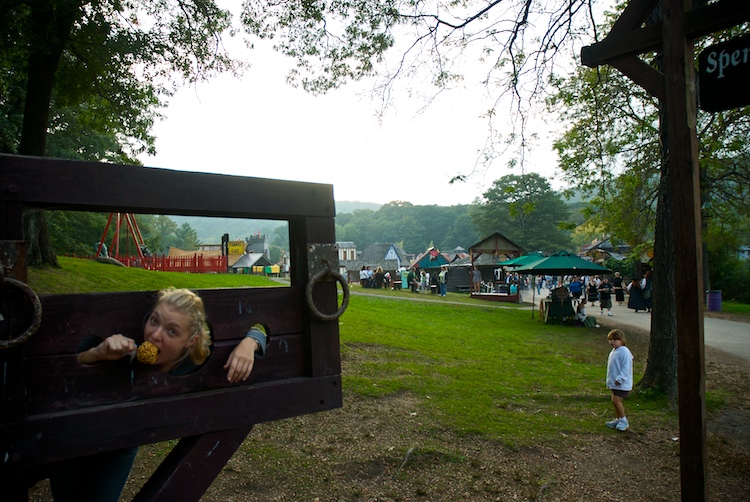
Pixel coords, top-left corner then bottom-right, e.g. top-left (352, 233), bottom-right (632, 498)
top-left (471, 173), bottom-right (572, 253)
top-left (1, 0), bottom-right (241, 264)
top-left (335, 202), bottom-right (479, 254)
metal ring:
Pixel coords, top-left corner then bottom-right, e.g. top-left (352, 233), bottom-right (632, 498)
top-left (0, 278), bottom-right (43, 349)
top-left (305, 265), bottom-right (350, 321)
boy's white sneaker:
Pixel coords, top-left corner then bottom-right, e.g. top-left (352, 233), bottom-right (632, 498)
top-left (605, 418), bottom-right (620, 429)
top-left (616, 417), bottom-right (629, 431)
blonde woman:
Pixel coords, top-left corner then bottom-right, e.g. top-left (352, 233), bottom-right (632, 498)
top-left (55, 288), bottom-right (268, 501)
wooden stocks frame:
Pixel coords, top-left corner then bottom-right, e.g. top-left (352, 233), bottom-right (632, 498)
top-left (0, 154), bottom-right (345, 500)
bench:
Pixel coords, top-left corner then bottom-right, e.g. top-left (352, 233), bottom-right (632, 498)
top-left (0, 155), bottom-right (345, 500)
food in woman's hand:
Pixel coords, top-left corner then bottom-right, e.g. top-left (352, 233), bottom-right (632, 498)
top-left (136, 341), bottom-right (159, 365)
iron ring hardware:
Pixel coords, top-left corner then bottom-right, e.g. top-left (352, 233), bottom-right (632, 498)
top-left (0, 277), bottom-right (43, 349)
top-left (305, 261), bottom-right (350, 321)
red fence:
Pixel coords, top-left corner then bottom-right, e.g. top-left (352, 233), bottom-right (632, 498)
top-left (142, 254), bottom-right (227, 273)
top-left (80, 254), bottom-right (228, 273)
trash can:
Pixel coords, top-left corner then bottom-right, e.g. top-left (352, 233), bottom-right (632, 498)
top-left (706, 290), bottom-right (722, 312)
top-left (401, 270), bottom-right (409, 290)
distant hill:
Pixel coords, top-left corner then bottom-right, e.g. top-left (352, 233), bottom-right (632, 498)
top-left (171, 216), bottom-right (284, 244)
top-left (173, 194), bottom-right (586, 244)
top-left (335, 200), bottom-right (382, 214)
top-left (170, 200), bottom-right (381, 243)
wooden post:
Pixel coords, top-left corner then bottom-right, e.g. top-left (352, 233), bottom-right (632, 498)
top-left (577, 1), bottom-right (750, 498)
top-left (133, 426), bottom-right (254, 501)
top-left (662, 1), bottom-right (707, 499)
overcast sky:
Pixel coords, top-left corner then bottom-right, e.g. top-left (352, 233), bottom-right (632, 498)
top-left (138, 10), bottom-right (571, 208)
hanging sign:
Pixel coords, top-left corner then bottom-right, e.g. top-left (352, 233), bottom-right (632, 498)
top-left (698, 33), bottom-right (750, 112)
top-left (228, 241), bottom-right (245, 255)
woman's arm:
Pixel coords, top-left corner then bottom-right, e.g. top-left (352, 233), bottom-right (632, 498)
top-left (77, 334), bottom-right (136, 365)
top-left (224, 324), bottom-right (268, 383)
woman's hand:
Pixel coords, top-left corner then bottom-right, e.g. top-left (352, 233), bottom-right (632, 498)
top-left (77, 334), bottom-right (136, 365)
top-left (224, 337), bottom-right (260, 383)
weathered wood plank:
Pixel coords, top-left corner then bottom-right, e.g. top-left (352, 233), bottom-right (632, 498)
top-left (0, 154), bottom-right (336, 219)
top-left (14, 288), bottom-right (316, 413)
top-left (303, 217), bottom-right (343, 378)
top-left (1, 375), bottom-right (342, 466)
top-left (0, 204), bottom-right (27, 424)
top-left (662, 0), bottom-right (708, 499)
top-left (24, 335), bottom-right (306, 414)
top-left (133, 426), bottom-right (254, 502)
top-left (581, 0), bottom-right (750, 67)
top-left (27, 288), bottom-right (304, 356)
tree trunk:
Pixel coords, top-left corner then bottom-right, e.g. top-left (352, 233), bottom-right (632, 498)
top-left (23, 210), bottom-right (57, 267)
top-left (638, 101), bottom-right (678, 404)
top-left (17, 1), bottom-right (83, 267)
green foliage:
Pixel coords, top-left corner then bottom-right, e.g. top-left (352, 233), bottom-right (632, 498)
top-left (173, 222), bottom-right (202, 251)
top-left (548, 64), bottom-right (660, 249)
top-left (471, 173), bottom-right (573, 253)
top-left (28, 256), bottom-right (278, 294)
top-left (335, 202), bottom-right (480, 254)
top-left (602, 256), bottom-right (636, 282)
top-left (47, 211), bottom-right (109, 256)
top-left (44, 212), bottom-right (206, 257)
top-left (242, 0), bottom-right (399, 94)
top-left (1, 0), bottom-right (240, 158)
top-left (150, 215), bottom-right (179, 253)
top-left (549, 39), bottom-right (750, 279)
top-left (707, 250), bottom-right (750, 303)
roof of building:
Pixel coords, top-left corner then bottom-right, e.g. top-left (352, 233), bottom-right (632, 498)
top-left (451, 252), bottom-right (501, 267)
top-left (360, 242), bottom-right (408, 264)
top-left (342, 242), bottom-right (410, 271)
top-left (410, 247), bottom-right (450, 269)
top-left (468, 232), bottom-right (524, 260)
top-left (231, 253), bottom-right (274, 269)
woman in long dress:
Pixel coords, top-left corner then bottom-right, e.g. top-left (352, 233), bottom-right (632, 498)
top-left (627, 278), bottom-right (648, 312)
top-left (613, 272), bottom-right (625, 306)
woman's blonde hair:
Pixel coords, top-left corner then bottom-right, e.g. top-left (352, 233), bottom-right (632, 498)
top-left (607, 329), bottom-right (627, 345)
top-left (156, 288), bottom-right (212, 365)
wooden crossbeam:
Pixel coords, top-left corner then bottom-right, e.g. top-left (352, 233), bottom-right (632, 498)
top-left (582, 0), bottom-right (750, 67)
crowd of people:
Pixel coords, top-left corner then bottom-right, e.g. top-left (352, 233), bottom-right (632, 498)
top-left (355, 265), bottom-right (655, 319)
top-left (558, 271), bottom-right (654, 327)
top-left (358, 265), bottom-right (392, 289)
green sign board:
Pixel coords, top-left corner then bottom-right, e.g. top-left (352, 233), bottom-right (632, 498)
top-left (698, 33), bottom-right (750, 112)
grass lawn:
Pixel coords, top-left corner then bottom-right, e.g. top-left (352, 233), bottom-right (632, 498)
top-left (339, 293), bottom-right (669, 444)
top-left (28, 256), bottom-right (279, 293)
top-left (24, 258), bottom-right (750, 500)
top-left (723, 301), bottom-right (750, 316)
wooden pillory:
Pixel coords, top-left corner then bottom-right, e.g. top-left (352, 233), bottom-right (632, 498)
top-left (0, 154), bottom-right (348, 500)
top-left (582, 0), bottom-right (750, 500)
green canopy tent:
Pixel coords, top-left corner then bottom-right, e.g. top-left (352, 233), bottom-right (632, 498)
top-left (497, 252), bottom-right (545, 268)
top-left (513, 251), bottom-right (612, 318)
